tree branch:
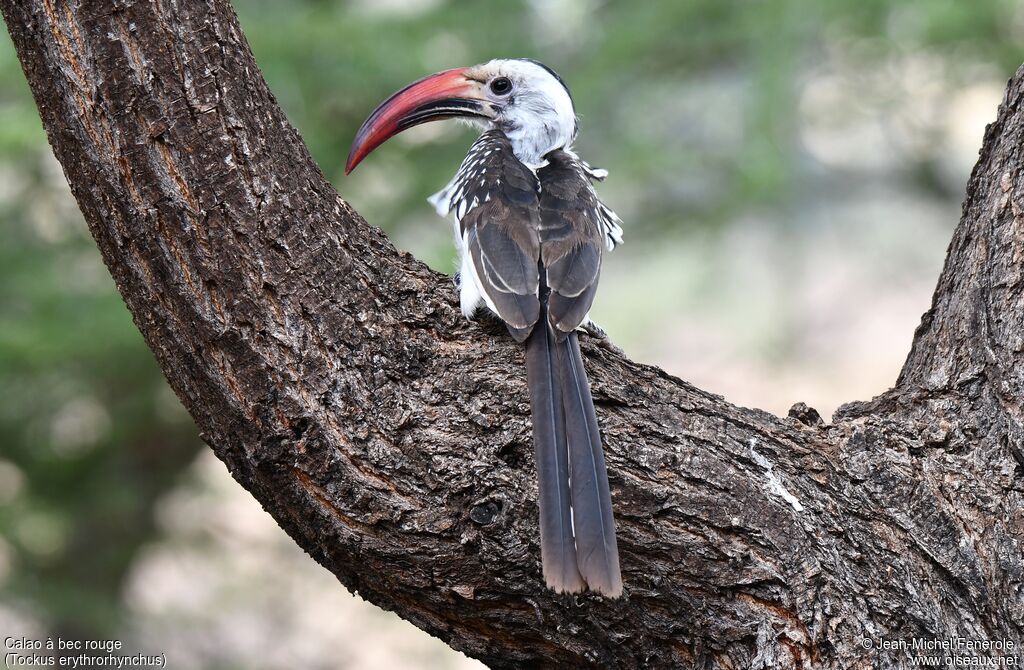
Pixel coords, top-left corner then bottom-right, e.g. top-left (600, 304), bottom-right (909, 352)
top-left (3, 1), bottom-right (1021, 667)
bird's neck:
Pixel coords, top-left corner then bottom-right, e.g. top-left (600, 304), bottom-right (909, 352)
top-left (499, 122), bottom-right (574, 168)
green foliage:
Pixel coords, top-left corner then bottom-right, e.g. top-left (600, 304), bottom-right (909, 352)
top-left (237, 0), bottom-right (1020, 255)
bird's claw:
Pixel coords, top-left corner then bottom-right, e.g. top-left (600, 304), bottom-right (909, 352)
top-left (581, 321), bottom-right (608, 339)
top-left (581, 321), bottom-right (624, 354)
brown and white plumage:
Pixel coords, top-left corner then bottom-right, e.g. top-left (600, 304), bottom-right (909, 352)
top-left (347, 58), bottom-right (623, 597)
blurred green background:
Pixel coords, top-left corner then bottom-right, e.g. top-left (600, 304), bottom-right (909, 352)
top-left (0, 1), bottom-right (1019, 668)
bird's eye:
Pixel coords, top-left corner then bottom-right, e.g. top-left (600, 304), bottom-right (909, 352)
top-left (489, 77), bottom-right (512, 95)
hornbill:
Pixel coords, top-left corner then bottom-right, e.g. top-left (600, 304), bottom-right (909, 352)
top-left (346, 59), bottom-right (624, 596)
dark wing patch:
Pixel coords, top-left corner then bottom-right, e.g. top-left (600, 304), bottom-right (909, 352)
top-left (454, 131), bottom-right (543, 341)
top-left (465, 201), bottom-right (541, 336)
top-left (474, 210), bottom-right (539, 294)
top-left (537, 150), bottom-right (606, 337)
top-left (546, 239), bottom-right (600, 298)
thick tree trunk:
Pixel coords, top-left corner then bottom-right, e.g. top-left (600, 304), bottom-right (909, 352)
top-left (2, 1), bottom-right (1021, 668)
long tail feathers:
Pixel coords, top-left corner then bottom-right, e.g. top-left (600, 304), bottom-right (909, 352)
top-left (525, 321), bottom-right (585, 593)
top-left (558, 331), bottom-right (622, 597)
top-left (526, 322), bottom-right (622, 597)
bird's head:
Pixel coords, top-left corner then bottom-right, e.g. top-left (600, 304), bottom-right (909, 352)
top-left (345, 58), bottom-right (577, 173)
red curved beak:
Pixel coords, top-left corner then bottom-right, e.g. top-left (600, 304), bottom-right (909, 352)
top-left (345, 67), bottom-right (492, 174)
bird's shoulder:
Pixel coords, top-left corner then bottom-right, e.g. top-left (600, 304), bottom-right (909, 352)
top-left (538, 148), bottom-right (623, 251)
top-left (436, 130), bottom-right (540, 225)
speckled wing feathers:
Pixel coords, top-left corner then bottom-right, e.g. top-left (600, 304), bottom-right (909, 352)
top-left (449, 131), bottom-right (542, 341)
top-left (537, 149), bottom-right (606, 337)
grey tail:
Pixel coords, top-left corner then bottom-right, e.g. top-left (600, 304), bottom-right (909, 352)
top-left (525, 319), bottom-right (585, 593)
top-left (525, 319), bottom-right (622, 597)
top-left (557, 330), bottom-right (622, 597)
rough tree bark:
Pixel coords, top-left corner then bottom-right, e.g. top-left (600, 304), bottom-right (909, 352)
top-left (2, 1), bottom-right (1021, 668)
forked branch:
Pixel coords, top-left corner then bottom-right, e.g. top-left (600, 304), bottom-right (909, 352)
top-left (2, 1), bottom-right (1021, 667)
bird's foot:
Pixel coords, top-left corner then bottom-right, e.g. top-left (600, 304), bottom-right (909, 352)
top-left (473, 309), bottom-right (508, 335)
top-left (581, 320), bottom-right (608, 339)
top-left (580, 321), bottom-right (624, 355)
